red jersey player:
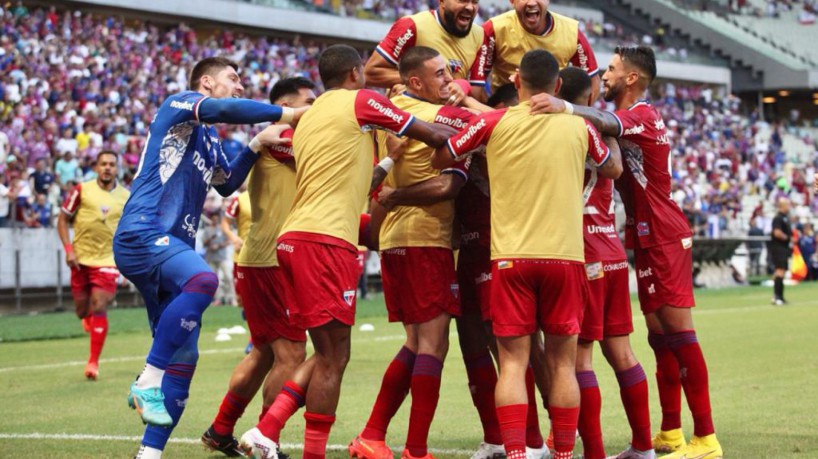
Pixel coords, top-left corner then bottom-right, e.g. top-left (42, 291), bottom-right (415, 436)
top-left (557, 67), bottom-right (654, 459)
top-left (530, 46), bottom-right (723, 459)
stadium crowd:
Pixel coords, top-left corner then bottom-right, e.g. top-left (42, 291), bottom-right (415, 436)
top-left (0, 3), bottom-right (814, 240)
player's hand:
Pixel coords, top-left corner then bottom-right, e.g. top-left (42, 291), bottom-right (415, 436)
top-left (289, 106), bottom-right (309, 127)
top-left (65, 250), bottom-right (80, 269)
top-left (386, 134), bottom-right (409, 161)
top-left (390, 83), bottom-right (407, 97)
top-left (446, 80), bottom-right (469, 106)
top-left (529, 93), bottom-right (566, 115)
top-left (377, 186), bottom-right (398, 210)
top-left (254, 124), bottom-right (292, 149)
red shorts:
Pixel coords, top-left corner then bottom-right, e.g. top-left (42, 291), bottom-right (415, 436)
top-left (276, 232), bottom-right (359, 329)
top-left (71, 265), bottom-right (119, 296)
top-left (634, 238), bottom-right (696, 315)
top-left (457, 245), bottom-right (492, 321)
top-left (490, 259), bottom-right (587, 337)
top-left (381, 247), bottom-right (461, 324)
top-left (237, 265), bottom-right (306, 345)
top-left (580, 260), bottom-right (634, 341)
top-left (233, 264), bottom-right (242, 299)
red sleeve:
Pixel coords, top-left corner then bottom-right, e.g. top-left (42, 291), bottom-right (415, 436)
top-left (267, 128), bottom-right (295, 164)
top-left (585, 120), bottom-right (610, 167)
top-left (61, 184), bottom-right (82, 216)
top-left (434, 105), bottom-right (476, 129)
top-left (355, 90), bottom-right (416, 136)
top-left (613, 105), bottom-right (649, 141)
top-left (570, 29), bottom-right (599, 77)
top-left (224, 196), bottom-right (239, 220)
top-left (375, 16), bottom-right (418, 66)
top-left (468, 20), bottom-right (496, 86)
top-left (446, 109), bottom-right (506, 161)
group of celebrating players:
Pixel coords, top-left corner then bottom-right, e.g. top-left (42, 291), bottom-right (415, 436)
top-left (57, 1), bottom-right (725, 459)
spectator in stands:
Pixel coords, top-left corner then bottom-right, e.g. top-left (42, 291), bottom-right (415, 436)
top-left (0, 177), bottom-right (9, 227)
top-left (799, 222), bottom-right (817, 280)
top-left (30, 159), bottom-right (55, 196)
top-left (26, 192), bottom-right (52, 228)
top-left (747, 216), bottom-right (765, 277)
top-left (202, 212), bottom-right (234, 306)
top-left (54, 151), bottom-right (81, 188)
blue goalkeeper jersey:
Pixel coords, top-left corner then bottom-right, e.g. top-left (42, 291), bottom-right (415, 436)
top-left (116, 90), bottom-right (285, 254)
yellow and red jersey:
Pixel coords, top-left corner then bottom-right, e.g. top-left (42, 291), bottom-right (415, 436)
top-left (377, 10), bottom-right (484, 83)
top-left (62, 180), bottom-right (130, 267)
top-left (471, 10), bottom-right (598, 91)
top-left (447, 102), bottom-right (609, 262)
top-left (379, 93), bottom-right (473, 250)
top-left (281, 89), bottom-right (415, 247)
top-left (224, 190), bottom-right (252, 263)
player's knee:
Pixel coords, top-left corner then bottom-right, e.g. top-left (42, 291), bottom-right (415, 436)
top-left (171, 337), bottom-right (200, 366)
top-left (182, 271), bottom-right (219, 297)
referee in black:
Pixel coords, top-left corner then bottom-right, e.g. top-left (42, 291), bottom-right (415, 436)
top-left (771, 197), bottom-right (793, 305)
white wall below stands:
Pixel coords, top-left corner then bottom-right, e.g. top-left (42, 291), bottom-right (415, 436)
top-left (76, 0), bottom-right (730, 86)
top-left (0, 228), bottom-right (69, 289)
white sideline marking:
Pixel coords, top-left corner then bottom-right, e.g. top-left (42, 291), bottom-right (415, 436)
top-left (0, 432), bottom-right (474, 455)
top-left (0, 335), bottom-right (407, 374)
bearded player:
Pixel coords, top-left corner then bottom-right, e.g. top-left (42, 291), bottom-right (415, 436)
top-left (57, 150), bottom-right (130, 381)
top-left (531, 46), bottom-right (723, 459)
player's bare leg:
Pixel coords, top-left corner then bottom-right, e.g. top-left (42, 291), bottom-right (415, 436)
top-left (652, 306), bottom-right (721, 459)
top-left (543, 333), bottom-right (580, 459)
top-left (84, 289), bottom-right (114, 380)
top-left (456, 314), bottom-right (504, 457)
top-left (495, 334), bottom-right (532, 459)
top-left (74, 291), bottom-right (91, 331)
top-left (600, 336), bottom-right (653, 458)
top-left (523, 333), bottom-right (546, 457)
top-left (264, 339), bottom-right (308, 406)
top-left (530, 332), bottom-right (554, 454)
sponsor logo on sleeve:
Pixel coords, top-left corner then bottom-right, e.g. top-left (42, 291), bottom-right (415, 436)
top-left (576, 43), bottom-right (589, 70)
top-left (623, 124), bottom-right (645, 136)
top-left (434, 113), bottom-right (468, 129)
top-left (170, 100), bottom-right (194, 111)
top-left (392, 28), bottom-right (414, 59)
top-left (638, 267), bottom-right (653, 278)
top-left (366, 98), bottom-right (405, 125)
top-left (455, 118), bottom-right (487, 150)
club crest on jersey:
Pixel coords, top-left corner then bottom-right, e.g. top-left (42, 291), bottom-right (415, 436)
top-left (637, 222), bottom-right (650, 237)
top-left (100, 205), bottom-right (110, 217)
top-left (155, 236), bottom-right (170, 246)
top-left (448, 59), bottom-right (464, 75)
top-left (343, 290), bottom-right (356, 306)
top-left (450, 283), bottom-right (460, 299)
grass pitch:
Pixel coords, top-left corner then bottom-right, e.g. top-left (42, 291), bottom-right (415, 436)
top-left (1, 284), bottom-right (817, 458)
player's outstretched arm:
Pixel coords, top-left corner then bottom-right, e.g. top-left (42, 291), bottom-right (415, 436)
top-left (528, 93), bottom-right (620, 136)
top-left (378, 173), bottom-right (467, 210)
top-left (597, 136), bottom-right (623, 179)
top-left (404, 119), bottom-right (458, 149)
top-left (212, 124), bottom-right (292, 197)
top-left (197, 98), bottom-right (307, 126)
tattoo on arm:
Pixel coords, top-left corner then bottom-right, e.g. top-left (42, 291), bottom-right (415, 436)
top-left (574, 106), bottom-right (621, 136)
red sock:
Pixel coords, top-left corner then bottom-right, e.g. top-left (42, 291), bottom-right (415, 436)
top-left (362, 346), bottom-right (416, 441)
top-left (259, 404), bottom-right (271, 423)
top-left (667, 330), bottom-right (715, 437)
top-left (576, 371), bottom-right (604, 459)
top-left (257, 380), bottom-right (305, 442)
top-left (464, 351), bottom-right (502, 445)
top-left (405, 354), bottom-right (443, 457)
top-left (213, 391), bottom-right (251, 436)
top-left (648, 332), bottom-right (682, 431)
top-left (303, 411), bottom-right (335, 459)
top-left (525, 366), bottom-right (544, 448)
top-left (549, 405), bottom-right (580, 456)
top-left (497, 404), bottom-right (528, 459)
top-left (89, 313), bottom-right (108, 364)
top-left (616, 364), bottom-right (652, 451)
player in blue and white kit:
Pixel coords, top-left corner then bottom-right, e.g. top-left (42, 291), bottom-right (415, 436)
top-left (113, 57), bottom-right (305, 459)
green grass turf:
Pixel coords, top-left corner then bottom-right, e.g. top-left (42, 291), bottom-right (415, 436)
top-left (1, 285), bottom-right (817, 458)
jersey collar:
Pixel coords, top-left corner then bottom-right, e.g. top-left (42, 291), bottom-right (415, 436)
top-left (539, 12), bottom-right (555, 36)
top-left (628, 99), bottom-right (650, 110)
top-left (402, 91), bottom-right (433, 104)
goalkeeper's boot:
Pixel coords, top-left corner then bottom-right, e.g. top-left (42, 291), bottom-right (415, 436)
top-left (128, 381), bottom-right (173, 426)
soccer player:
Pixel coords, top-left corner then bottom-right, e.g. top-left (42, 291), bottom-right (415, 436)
top-left (470, 0), bottom-right (600, 101)
top-left (57, 150), bottom-right (129, 381)
top-left (202, 77), bottom-right (318, 458)
top-left (113, 56), bottom-right (303, 459)
top-left (557, 67), bottom-right (654, 459)
top-left (770, 197), bottom-right (793, 305)
top-left (529, 46), bottom-right (724, 459)
top-left (222, 187), bottom-right (251, 307)
top-left (239, 44), bottom-right (457, 459)
top-left (434, 49), bottom-right (621, 459)
top-left (365, 0), bottom-right (484, 103)
top-left (348, 46), bottom-right (482, 459)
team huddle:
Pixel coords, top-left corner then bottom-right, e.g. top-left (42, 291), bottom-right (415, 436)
top-left (57, 1), bottom-right (723, 459)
